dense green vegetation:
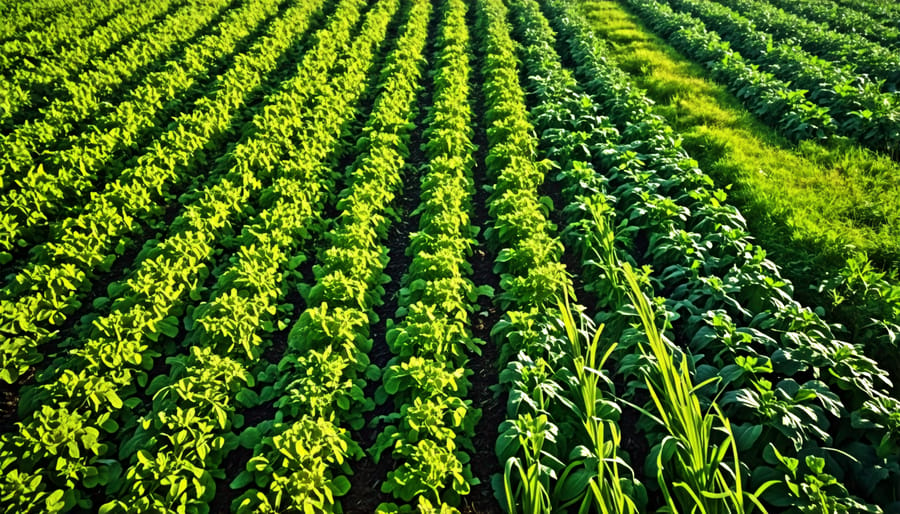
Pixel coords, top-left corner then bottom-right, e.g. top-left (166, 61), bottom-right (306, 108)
top-left (577, 0), bottom-right (900, 266)
top-left (1, 0), bottom-right (898, 512)
top-left (577, 0), bottom-right (900, 382)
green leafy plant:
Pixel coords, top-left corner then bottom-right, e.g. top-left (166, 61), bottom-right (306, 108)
top-left (556, 292), bottom-right (642, 514)
top-left (621, 262), bottom-right (774, 513)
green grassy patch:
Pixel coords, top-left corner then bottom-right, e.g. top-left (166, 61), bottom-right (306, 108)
top-left (579, 0), bottom-right (900, 296)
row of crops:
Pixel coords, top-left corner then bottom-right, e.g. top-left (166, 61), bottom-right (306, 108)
top-left (616, 0), bottom-right (900, 157)
top-left (1, 0), bottom-right (898, 512)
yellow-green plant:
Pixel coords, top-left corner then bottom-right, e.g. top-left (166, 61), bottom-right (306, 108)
top-left (501, 412), bottom-right (554, 514)
top-left (621, 262), bottom-right (774, 513)
top-left (557, 293), bottom-right (640, 514)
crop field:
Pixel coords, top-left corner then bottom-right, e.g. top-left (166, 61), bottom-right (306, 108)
top-left (1, 0), bottom-right (899, 512)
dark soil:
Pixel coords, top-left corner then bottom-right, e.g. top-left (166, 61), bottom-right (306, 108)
top-left (460, 256), bottom-right (504, 514)
top-left (343, 0), bottom-right (430, 506)
top-left (462, 2), bottom-right (505, 511)
top-left (0, 369), bottom-right (30, 433)
top-left (342, 134), bottom-right (420, 514)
